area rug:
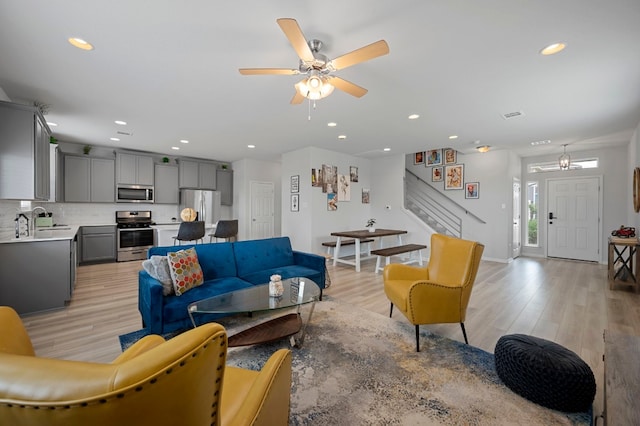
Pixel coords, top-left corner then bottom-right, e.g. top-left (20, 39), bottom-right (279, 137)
top-left (120, 300), bottom-right (591, 425)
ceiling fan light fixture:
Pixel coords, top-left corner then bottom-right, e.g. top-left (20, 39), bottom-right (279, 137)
top-left (476, 145), bottom-right (490, 153)
top-left (295, 74), bottom-right (334, 100)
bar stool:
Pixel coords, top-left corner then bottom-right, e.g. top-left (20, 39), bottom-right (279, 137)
top-left (173, 221), bottom-right (205, 245)
top-left (209, 219), bottom-right (238, 243)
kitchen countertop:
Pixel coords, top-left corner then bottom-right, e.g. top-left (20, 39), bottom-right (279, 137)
top-left (0, 225), bottom-right (80, 244)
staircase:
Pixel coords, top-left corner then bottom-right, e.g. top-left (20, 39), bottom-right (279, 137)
top-left (404, 169), bottom-right (485, 237)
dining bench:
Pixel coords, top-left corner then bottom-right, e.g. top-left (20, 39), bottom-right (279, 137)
top-left (322, 238), bottom-right (374, 257)
top-left (371, 243), bottom-right (427, 274)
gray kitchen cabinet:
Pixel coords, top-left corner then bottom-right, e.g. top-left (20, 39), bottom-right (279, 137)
top-left (216, 169), bottom-right (233, 205)
top-left (80, 225), bottom-right (116, 264)
top-left (64, 155), bottom-right (115, 202)
top-left (0, 238), bottom-right (76, 314)
top-left (116, 152), bottom-right (154, 185)
top-left (179, 159), bottom-right (216, 189)
top-left (0, 100), bottom-right (51, 200)
top-left (154, 164), bottom-right (179, 204)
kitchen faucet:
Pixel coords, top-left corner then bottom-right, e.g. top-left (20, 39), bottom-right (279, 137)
top-left (30, 206), bottom-right (49, 234)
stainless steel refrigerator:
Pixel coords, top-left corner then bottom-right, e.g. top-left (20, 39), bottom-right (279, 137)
top-left (179, 189), bottom-right (221, 227)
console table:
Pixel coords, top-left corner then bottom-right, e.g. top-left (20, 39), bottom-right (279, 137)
top-left (607, 237), bottom-right (640, 293)
top-left (603, 330), bottom-right (640, 425)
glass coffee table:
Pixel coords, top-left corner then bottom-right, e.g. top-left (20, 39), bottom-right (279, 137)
top-left (187, 277), bottom-right (320, 348)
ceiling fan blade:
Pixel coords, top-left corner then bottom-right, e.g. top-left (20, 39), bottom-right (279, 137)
top-left (329, 77), bottom-right (368, 98)
top-left (330, 40), bottom-right (390, 71)
top-left (239, 68), bottom-right (299, 75)
top-left (291, 91), bottom-right (305, 104)
top-left (277, 18), bottom-right (315, 63)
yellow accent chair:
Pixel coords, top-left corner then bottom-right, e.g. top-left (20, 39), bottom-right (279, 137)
top-left (383, 233), bottom-right (484, 352)
top-left (0, 306), bottom-right (292, 426)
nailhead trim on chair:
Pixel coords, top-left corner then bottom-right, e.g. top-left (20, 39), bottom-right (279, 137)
top-left (1, 334), bottom-right (228, 417)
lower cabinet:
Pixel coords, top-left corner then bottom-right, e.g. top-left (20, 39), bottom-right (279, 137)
top-left (0, 239), bottom-right (76, 315)
top-left (80, 226), bottom-right (116, 264)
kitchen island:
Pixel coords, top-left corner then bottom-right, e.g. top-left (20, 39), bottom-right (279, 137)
top-left (0, 226), bottom-right (79, 314)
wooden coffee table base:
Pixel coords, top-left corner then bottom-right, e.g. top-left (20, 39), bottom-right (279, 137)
top-left (228, 313), bottom-right (302, 347)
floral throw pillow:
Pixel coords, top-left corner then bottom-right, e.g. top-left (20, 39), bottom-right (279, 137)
top-left (167, 248), bottom-right (204, 296)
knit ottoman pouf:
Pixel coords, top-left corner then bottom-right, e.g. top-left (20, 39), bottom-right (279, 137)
top-left (494, 334), bottom-right (595, 412)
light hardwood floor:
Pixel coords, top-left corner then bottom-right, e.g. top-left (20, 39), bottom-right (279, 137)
top-left (19, 255), bottom-right (640, 416)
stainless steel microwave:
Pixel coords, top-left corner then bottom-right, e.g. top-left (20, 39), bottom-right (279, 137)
top-left (116, 185), bottom-right (154, 203)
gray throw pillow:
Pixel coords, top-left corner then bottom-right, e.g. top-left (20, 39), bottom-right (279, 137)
top-left (142, 255), bottom-right (174, 296)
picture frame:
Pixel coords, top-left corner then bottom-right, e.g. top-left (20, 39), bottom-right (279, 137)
top-left (362, 188), bottom-right (370, 204)
top-left (350, 166), bottom-right (359, 182)
top-left (327, 193), bottom-right (337, 211)
top-left (444, 164), bottom-right (464, 190)
top-left (465, 182), bottom-right (479, 199)
top-left (426, 149), bottom-right (442, 166)
top-left (432, 166), bottom-right (443, 182)
top-left (444, 148), bottom-right (457, 165)
top-left (414, 152), bottom-right (425, 165)
top-left (290, 194), bottom-right (299, 211)
top-left (290, 175), bottom-right (299, 193)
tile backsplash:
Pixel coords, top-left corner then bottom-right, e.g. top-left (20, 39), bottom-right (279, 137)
top-left (0, 200), bottom-right (181, 239)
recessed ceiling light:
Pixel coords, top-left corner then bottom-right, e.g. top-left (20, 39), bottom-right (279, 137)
top-left (68, 37), bottom-right (94, 51)
top-left (171, 146), bottom-right (180, 150)
top-left (110, 137), bottom-right (120, 142)
top-left (47, 122), bottom-right (58, 127)
top-left (338, 135), bottom-right (347, 140)
top-left (449, 135), bottom-right (458, 140)
top-left (114, 120), bottom-right (127, 125)
top-left (408, 114), bottom-right (420, 120)
top-left (180, 139), bottom-right (189, 144)
top-left (247, 144), bottom-right (256, 149)
top-left (383, 148), bottom-right (391, 152)
top-left (327, 122), bottom-right (337, 127)
top-left (540, 42), bottom-right (566, 56)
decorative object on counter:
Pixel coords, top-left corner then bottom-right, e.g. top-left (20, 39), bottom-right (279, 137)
top-left (269, 274), bottom-right (284, 297)
top-left (180, 207), bottom-right (197, 222)
top-left (611, 226), bottom-right (636, 238)
top-left (82, 145), bottom-right (92, 155)
top-left (221, 164), bottom-right (228, 170)
top-left (366, 218), bottom-right (376, 232)
top-left (49, 136), bottom-right (58, 144)
top-left (162, 156), bottom-right (170, 163)
top-left (15, 213), bottom-right (29, 238)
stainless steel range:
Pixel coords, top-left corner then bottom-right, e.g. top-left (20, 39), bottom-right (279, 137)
top-left (116, 210), bottom-right (156, 262)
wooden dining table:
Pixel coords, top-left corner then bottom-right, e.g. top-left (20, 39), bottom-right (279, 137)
top-left (330, 229), bottom-right (407, 272)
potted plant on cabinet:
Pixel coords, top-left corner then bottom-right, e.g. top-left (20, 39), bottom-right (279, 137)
top-left (366, 218), bottom-right (376, 232)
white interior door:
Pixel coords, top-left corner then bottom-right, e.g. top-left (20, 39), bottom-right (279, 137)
top-left (250, 181), bottom-right (274, 240)
top-left (547, 176), bottom-right (601, 261)
top-left (513, 178), bottom-right (521, 259)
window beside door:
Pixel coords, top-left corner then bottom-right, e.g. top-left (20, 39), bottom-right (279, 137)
top-left (526, 181), bottom-right (539, 247)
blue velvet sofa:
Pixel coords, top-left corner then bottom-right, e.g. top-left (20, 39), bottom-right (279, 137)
top-left (138, 236), bottom-right (326, 334)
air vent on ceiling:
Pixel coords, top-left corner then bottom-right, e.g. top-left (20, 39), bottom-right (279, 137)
top-left (116, 130), bottom-right (133, 136)
top-left (501, 111), bottom-right (525, 120)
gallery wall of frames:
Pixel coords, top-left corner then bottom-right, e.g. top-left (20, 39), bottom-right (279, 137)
top-left (414, 148), bottom-right (479, 199)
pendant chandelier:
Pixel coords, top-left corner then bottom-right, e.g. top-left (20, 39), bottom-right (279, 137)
top-left (558, 144), bottom-right (571, 171)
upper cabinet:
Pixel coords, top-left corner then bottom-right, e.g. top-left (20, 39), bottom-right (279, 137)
top-left (0, 101), bottom-right (51, 200)
top-left (216, 169), bottom-right (233, 205)
top-left (64, 155), bottom-right (115, 203)
top-left (179, 160), bottom-right (216, 190)
top-left (116, 152), bottom-right (154, 185)
top-left (154, 164), bottom-right (179, 204)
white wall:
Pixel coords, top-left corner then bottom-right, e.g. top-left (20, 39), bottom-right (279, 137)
top-left (629, 122), bottom-right (640, 230)
top-left (521, 145), bottom-right (628, 263)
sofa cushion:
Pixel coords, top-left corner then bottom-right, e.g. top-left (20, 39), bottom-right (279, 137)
top-left (162, 277), bottom-right (255, 321)
top-left (167, 248), bottom-right (204, 296)
top-left (142, 255), bottom-right (174, 295)
top-left (240, 265), bottom-right (324, 287)
top-left (149, 243), bottom-right (238, 280)
top-left (233, 237), bottom-right (295, 277)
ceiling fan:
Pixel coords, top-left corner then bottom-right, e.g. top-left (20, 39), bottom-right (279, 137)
top-left (239, 18), bottom-right (389, 104)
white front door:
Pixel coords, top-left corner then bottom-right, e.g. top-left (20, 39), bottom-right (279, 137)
top-left (547, 176), bottom-right (601, 262)
top-left (513, 178), bottom-right (521, 259)
top-left (250, 181), bottom-right (274, 239)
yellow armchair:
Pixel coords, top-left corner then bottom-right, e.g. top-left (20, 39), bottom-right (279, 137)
top-left (383, 233), bottom-right (484, 352)
top-left (0, 306), bottom-right (291, 426)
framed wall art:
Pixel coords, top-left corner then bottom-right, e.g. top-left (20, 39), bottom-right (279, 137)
top-left (414, 151), bottom-right (425, 165)
top-left (350, 166), bottom-right (359, 182)
top-left (291, 194), bottom-right (299, 211)
top-left (444, 148), bottom-right (457, 165)
top-left (362, 188), bottom-right (370, 204)
top-left (290, 175), bottom-right (299, 193)
top-left (465, 182), bottom-right (479, 199)
top-left (444, 164), bottom-right (464, 190)
top-left (432, 166), bottom-right (443, 182)
top-left (426, 149), bottom-right (442, 166)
